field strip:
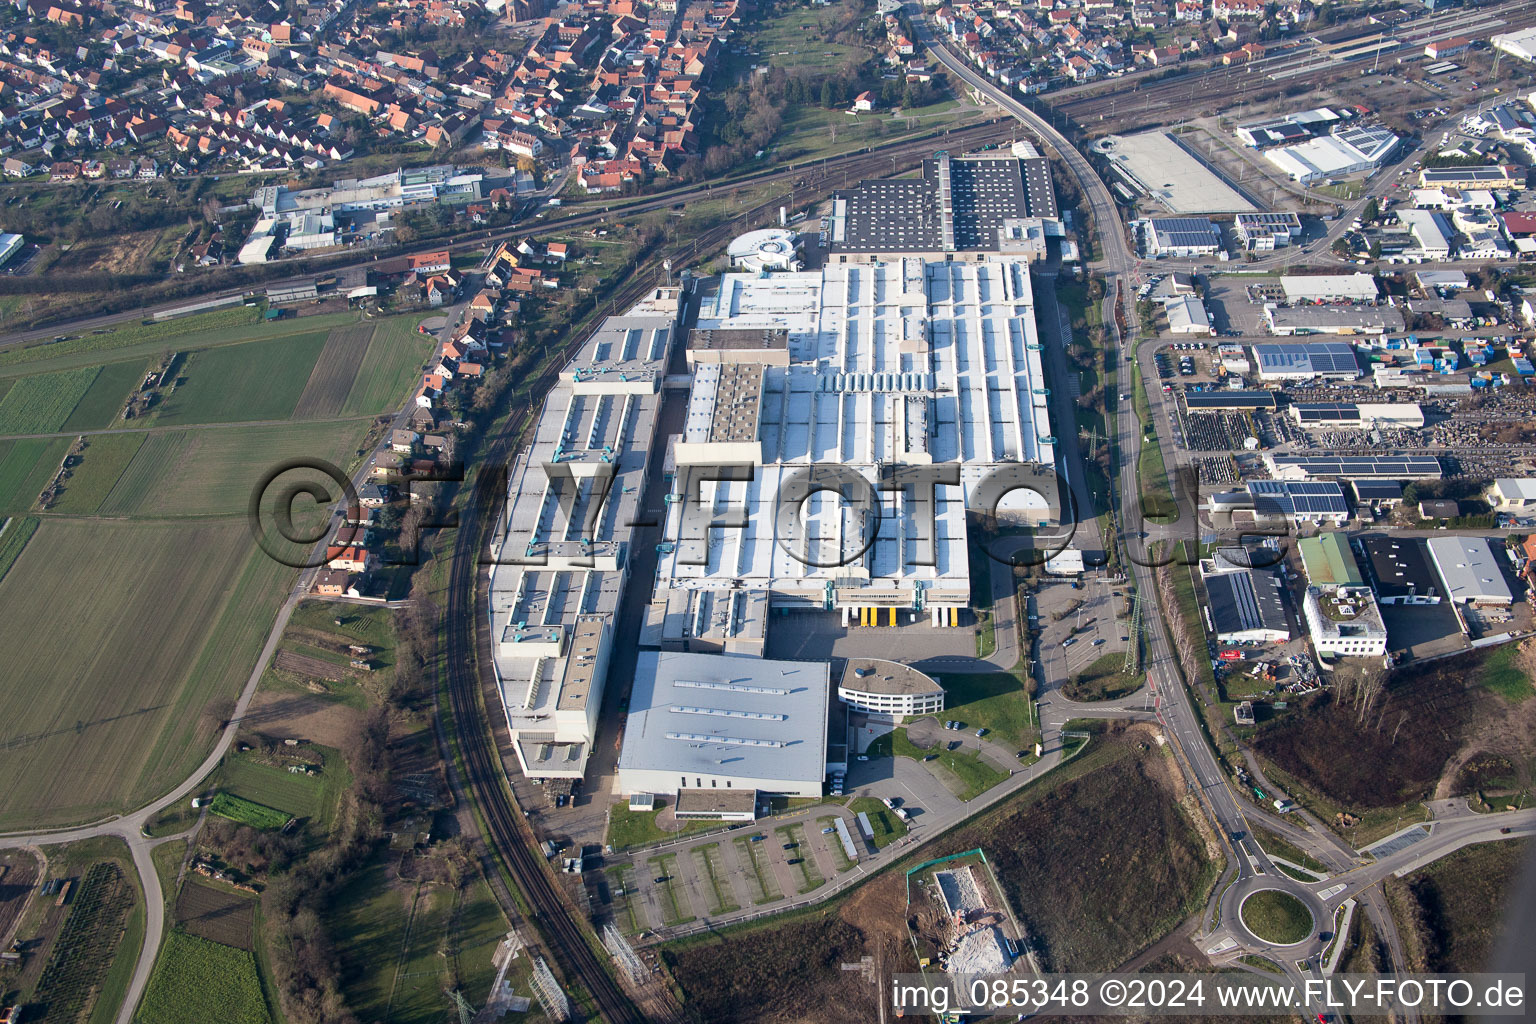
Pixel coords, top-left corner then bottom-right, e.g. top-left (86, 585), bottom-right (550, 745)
top-left (293, 323), bottom-right (375, 420)
top-left (0, 412), bottom-right (377, 442)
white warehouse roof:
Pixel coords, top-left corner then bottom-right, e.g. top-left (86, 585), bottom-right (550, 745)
top-left (1426, 536), bottom-right (1514, 605)
top-left (618, 651), bottom-right (830, 786)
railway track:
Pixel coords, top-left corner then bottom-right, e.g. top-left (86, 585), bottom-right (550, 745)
top-left (0, 118), bottom-right (1017, 350)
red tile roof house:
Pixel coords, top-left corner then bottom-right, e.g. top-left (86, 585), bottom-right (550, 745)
top-left (325, 545), bottom-right (372, 572)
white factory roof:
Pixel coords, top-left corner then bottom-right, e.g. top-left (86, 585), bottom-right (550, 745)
top-left (618, 651), bottom-right (830, 785)
top-left (657, 258), bottom-right (1056, 597)
top-left (1426, 536), bottom-right (1514, 604)
top-left (1280, 274), bottom-right (1380, 302)
top-left (1264, 126), bottom-right (1397, 182)
top-left (1492, 26), bottom-right (1536, 61)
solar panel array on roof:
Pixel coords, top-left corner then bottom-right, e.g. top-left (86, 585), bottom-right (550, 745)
top-left (830, 154), bottom-right (1057, 253)
top-left (1183, 391), bottom-right (1278, 410)
top-left (1268, 455), bottom-right (1442, 479)
top-left (1149, 217), bottom-right (1221, 250)
top-left (1293, 403), bottom-right (1362, 423)
top-left (1254, 342), bottom-right (1361, 376)
top-left (1352, 480), bottom-right (1404, 500)
top-left (1247, 479), bottom-right (1349, 517)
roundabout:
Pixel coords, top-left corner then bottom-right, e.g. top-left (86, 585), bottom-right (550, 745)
top-left (1239, 888), bottom-right (1315, 946)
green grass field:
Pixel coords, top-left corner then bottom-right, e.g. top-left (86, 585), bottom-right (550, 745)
top-left (135, 930), bottom-right (272, 1024)
top-left (47, 432), bottom-right (146, 514)
top-left (935, 671), bottom-right (1037, 749)
top-left (340, 316), bottom-right (436, 416)
top-left (0, 520), bottom-right (293, 828)
top-left (0, 366), bottom-right (100, 434)
top-left (845, 797), bottom-right (907, 849)
top-left (209, 792), bottom-right (291, 830)
top-left (0, 308), bottom-right (357, 378)
top-left (219, 748), bottom-right (347, 828)
top-left (60, 359), bottom-right (144, 431)
top-left (0, 437), bottom-right (67, 513)
top-left (1478, 644), bottom-right (1535, 700)
top-left (152, 332), bottom-right (329, 425)
top-left (98, 420), bottom-right (373, 518)
top-left (1239, 890), bottom-right (1313, 945)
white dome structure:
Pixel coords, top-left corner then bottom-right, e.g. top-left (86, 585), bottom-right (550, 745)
top-left (726, 228), bottom-right (802, 272)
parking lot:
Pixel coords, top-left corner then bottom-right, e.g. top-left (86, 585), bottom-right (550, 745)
top-left (1203, 277), bottom-right (1269, 336)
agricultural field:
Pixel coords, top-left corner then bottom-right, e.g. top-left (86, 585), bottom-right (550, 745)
top-left (59, 359), bottom-right (145, 432)
top-left (292, 323), bottom-right (375, 419)
top-left (150, 331), bottom-right (329, 426)
top-left (0, 366), bottom-right (100, 434)
top-left (174, 880), bottom-right (257, 951)
top-left (44, 432), bottom-right (146, 514)
top-left (209, 793), bottom-right (291, 830)
top-left (26, 861), bottom-right (139, 1024)
top-left (135, 930), bottom-right (271, 1024)
top-left (0, 519), bottom-right (292, 828)
top-left (0, 437), bottom-right (67, 513)
top-left (339, 315), bottom-right (437, 417)
top-left (96, 419), bottom-right (373, 518)
top-left (260, 602), bottom-right (400, 709)
top-left (0, 515), bottom-right (37, 582)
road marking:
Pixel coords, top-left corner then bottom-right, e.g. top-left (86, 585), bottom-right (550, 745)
top-left (1316, 884), bottom-right (1347, 901)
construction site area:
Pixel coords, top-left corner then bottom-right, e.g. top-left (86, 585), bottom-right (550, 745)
top-left (904, 848), bottom-right (1034, 1002)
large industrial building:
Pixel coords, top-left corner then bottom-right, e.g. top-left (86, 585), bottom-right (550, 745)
top-left (1204, 567), bottom-right (1291, 644)
top-left (1251, 341), bottom-right (1363, 380)
top-left (1264, 454), bottom-right (1442, 481)
top-left (1360, 536), bottom-right (1441, 604)
top-left (1263, 125), bottom-right (1398, 185)
top-left (825, 149), bottom-right (1060, 263)
top-left (1427, 536), bottom-right (1514, 606)
top-left (1280, 274), bottom-right (1380, 303)
top-left (486, 299), bottom-right (682, 783)
top-left (1264, 305), bottom-right (1405, 336)
top-left (1139, 218), bottom-right (1222, 258)
top-left (650, 258), bottom-right (1061, 632)
top-left (617, 651), bottom-right (833, 799)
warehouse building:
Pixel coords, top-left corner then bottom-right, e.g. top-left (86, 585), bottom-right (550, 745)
top-left (1396, 208), bottom-right (1455, 260)
top-left (1235, 213), bottom-right (1302, 251)
top-left (1488, 478), bottom-right (1536, 512)
top-left (837, 659), bottom-right (945, 720)
top-left (1252, 341), bottom-right (1363, 380)
top-left (1280, 274), bottom-right (1380, 303)
top-left (826, 151), bottom-right (1059, 262)
top-left (1264, 306), bottom-right (1405, 336)
top-left (1204, 568), bottom-right (1291, 643)
top-left (1244, 479), bottom-right (1350, 525)
top-left (1427, 536), bottom-right (1514, 606)
top-left (1492, 25), bottom-right (1536, 61)
top-left (1360, 535), bottom-right (1441, 604)
top-left (1288, 402), bottom-right (1425, 429)
top-left (1264, 454), bottom-right (1442, 481)
top-left (1140, 217), bottom-right (1222, 258)
top-left (617, 651), bottom-right (832, 799)
top-left (1298, 532), bottom-right (1365, 590)
top-left (1164, 295), bottom-right (1215, 335)
top-left (1264, 126), bottom-right (1398, 184)
top-left (487, 306), bottom-right (681, 781)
